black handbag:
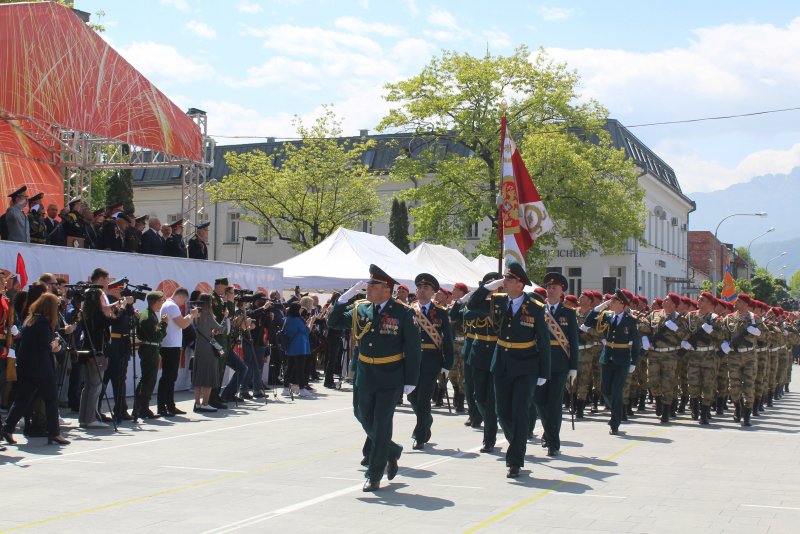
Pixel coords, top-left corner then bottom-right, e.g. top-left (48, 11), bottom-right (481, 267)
top-left (196, 328), bottom-right (225, 359)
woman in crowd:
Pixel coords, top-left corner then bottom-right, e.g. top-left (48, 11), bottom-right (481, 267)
top-left (283, 302), bottom-right (312, 398)
top-left (193, 293), bottom-right (223, 413)
top-left (1, 293), bottom-right (70, 446)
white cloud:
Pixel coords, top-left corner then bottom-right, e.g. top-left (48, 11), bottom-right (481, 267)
top-left (186, 20), bottom-right (217, 39)
top-left (333, 16), bottom-right (404, 37)
top-left (229, 56), bottom-right (320, 89)
top-left (426, 8), bottom-right (460, 30)
top-left (540, 5), bottom-right (575, 21)
top-left (404, 0), bottom-right (419, 16)
top-left (483, 29), bottom-right (513, 51)
top-left (117, 41), bottom-right (213, 82)
top-left (245, 24), bottom-right (383, 56)
top-left (160, 0), bottom-right (189, 11)
top-left (237, 0), bottom-right (262, 13)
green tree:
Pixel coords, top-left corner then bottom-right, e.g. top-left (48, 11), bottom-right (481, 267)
top-left (750, 268), bottom-right (777, 304)
top-left (388, 198), bottom-right (410, 253)
top-left (379, 46), bottom-right (645, 260)
top-left (210, 108), bottom-right (382, 251)
top-left (789, 270), bottom-right (800, 298)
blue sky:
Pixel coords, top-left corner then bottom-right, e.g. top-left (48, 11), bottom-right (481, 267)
top-left (78, 0), bottom-right (800, 194)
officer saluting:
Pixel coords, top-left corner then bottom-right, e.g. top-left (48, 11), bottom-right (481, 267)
top-left (409, 273), bottom-right (454, 450)
top-left (327, 265), bottom-right (421, 492)
top-left (188, 222), bottom-right (210, 259)
top-left (583, 289), bottom-right (641, 435)
top-left (467, 261), bottom-right (551, 479)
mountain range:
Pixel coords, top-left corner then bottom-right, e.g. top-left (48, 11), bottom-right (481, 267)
top-left (688, 167), bottom-right (800, 277)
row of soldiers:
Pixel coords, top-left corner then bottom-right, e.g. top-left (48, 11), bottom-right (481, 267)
top-left (2, 186), bottom-right (210, 260)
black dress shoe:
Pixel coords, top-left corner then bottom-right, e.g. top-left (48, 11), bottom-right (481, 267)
top-left (363, 479), bottom-right (380, 492)
top-left (48, 435), bottom-right (70, 445)
top-left (547, 448), bottom-right (559, 457)
top-left (158, 409), bottom-right (176, 417)
top-left (412, 439), bottom-right (424, 450)
top-left (119, 412), bottom-right (133, 421)
top-left (470, 420), bottom-right (482, 428)
top-left (360, 456), bottom-right (369, 466)
top-left (387, 457), bottom-right (399, 480)
top-left (170, 407), bottom-right (186, 415)
top-left (99, 413), bottom-right (114, 423)
top-left (210, 400), bottom-right (228, 410)
top-left (142, 410), bottom-right (161, 419)
top-left (480, 444), bottom-right (495, 453)
top-left (506, 466), bottom-right (520, 478)
top-left (464, 417), bottom-right (473, 426)
top-left (609, 428), bottom-right (618, 435)
top-left (1, 430), bottom-right (17, 445)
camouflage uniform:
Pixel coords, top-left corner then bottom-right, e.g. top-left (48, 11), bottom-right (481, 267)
top-left (574, 309), bottom-right (601, 403)
top-left (721, 311), bottom-right (761, 421)
top-left (683, 311), bottom-right (723, 417)
top-left (639, 310), bottom-right (687, 411)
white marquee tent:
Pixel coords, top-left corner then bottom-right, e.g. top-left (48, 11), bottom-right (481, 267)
top-left (407, 243), bottom-right (487, 289)
top-left (272, 228), bottom-right (454, 290)
top-left (472, 254), bottom-right (500, 274)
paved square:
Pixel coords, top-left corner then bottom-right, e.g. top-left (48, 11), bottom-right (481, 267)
top-left (2, 370), bottom-right (799, 533)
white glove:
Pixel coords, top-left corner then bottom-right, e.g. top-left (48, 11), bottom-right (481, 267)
top-left (458, 290), bottom-right (475, 304)
top-left (641, 336), bottom-right (651, 350)
top-left (579, 324), bottom-right (590, 333)
top-left (664, 320), bottom-right (678, 332)
top-left (340, 281), bottom-right (367, 302)
top-left (701, 323), bottom-right (713, 334)
top-left (628, 364), bottom-right (636, 374)
top-left (680, 340), bottom-right (693, 351)
top-left (747, 325), bottom-right (761, 336)
top-left (537, 378), bottom-right (547, 386)
top-left (484, 278), bottom-right (504, 291)
top-left (567, 369), bottom-right (577, 383)
top-left (403, 385), bottom-right (416, 395)
top-left (10, 325), bottom-right (19, 336)
top-left (593, 300), bottom-right (611, 313)
top-left (441, 368), bottom-right (450, 378)
top-left (7, 348), bottom-right (15, 359)
top-left (720, 341), bottom-right (731, 354)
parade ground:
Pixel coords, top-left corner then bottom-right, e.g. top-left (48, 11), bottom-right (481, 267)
top-left (2, 372), bottom-right (799, 534)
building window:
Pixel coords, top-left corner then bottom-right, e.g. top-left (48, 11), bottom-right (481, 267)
top-left (362, 220), bottom-right (373, 234)
top-left (258, 224), bottom-right (273, 243)
top-left (611, 267), bottom-right (625, 289)
top-left (226, 212), bottom-right (241, 243)
top-left (167, 213), bottom-right (180, 224)
top-left (567, 267), bottom-right (582, 296)
top-left (466, 222), bottom-right (479, 240)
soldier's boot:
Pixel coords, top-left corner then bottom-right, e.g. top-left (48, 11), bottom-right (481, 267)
top-left (637, 393), bottom-right (646, 412)
top-left (670, 399), bottom-right (678, 419)
top-left (576, 399), bottom-right (585, 419)
top-left (625, 401), bottom-right (634, 418)
top-left (733, 400), bottom-right (741, 423)
top-left (648, 390), bottom-right (654, 403)
top-left (742, 404), bottom-right (752, 427)
top-left (785, 384), bottom-right (790, 393)
top-left (621, 404), bottom-right (628, 421)
top-left (433, 387), bottom-right (444, 407)
top-left (767, 391), bottom-right (774, 407)
top-left (751, 397), bottom-right (760, 417)
top-left (678, 395), bottom-right (688, 414)
top-left (591, 394), bottom-right (599, 413)
top-left (759, 396), bottom-right (766, 412)
top-left (699, 404), bottom-right (710, 425)
top-left (715, 397), bottom-right (723, 415)
top-left (659, 402), bottom-right (670, 424)
top-left (655, 396), bottom-right (663, 417)
top-left (690, 398), bottom-right (699, 420)
top-left (454, 390), bottom-right (465, 413)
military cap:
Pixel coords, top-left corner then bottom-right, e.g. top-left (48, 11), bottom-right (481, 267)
top-left (533, 286), bottom-right (547, 298)
top-left (699, 291), bottom-right (715, 304)
top-left (612, 288), bottom-right (632, 306)
top-left (108, 277), bottom-right (128, 289)
top-left (397, 284), bottom-right (409, 292)
top-left (453, 282), bottom-right (469, 293)
top-left (415, 273), bottom-right (440, 291)
top-left (170, 219), bottom-right (184, 229)
top-left (27, 192), bottom-right (43, 204)
top-left (68, 196), bottom-right (82, 207)
top-left (504, 261), bottom-right (531, 286)
top-left (564, 294), bottom-right (579, 307)
top-left (666, 292), bottom-right (681, 306)
top-left (542, 272), bottom-right (568, 290)
top-left (196, 222), bottom-right (211, 230)
top-left (252, 291), bottom-right (266, 301)
top-left (115, 212), bottom-right (132, 223)
top-left (367, 264), bottom-right (397, 287)
top-left (654, 297), bottom-right (664, 306)
top-left (690, 299), bottom-right (698, 308)
top-left (93, 208), bottom-right (106, 217)
top-left (106, 202), bottom-right (123, 216)
top-left (214, 277), bottom-right (229, 286)
top-left (146, 291), bottom-right (165, 305)
top-left (481, 272), bottom-right (502, 285)
top-left (8, 185), bottom-right (27, 199)
top-left (135, 215), bottom-right (149, 224)
top-left (680, 296), bottom-right (692, 306)
top-left (603, 293), bottom-right (613, 300)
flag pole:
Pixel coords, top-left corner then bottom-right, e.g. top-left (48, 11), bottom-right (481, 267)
top-left (497, 102), bottom-right (507, 273)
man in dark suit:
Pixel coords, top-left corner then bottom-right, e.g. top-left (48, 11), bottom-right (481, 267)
top-left (583, 289), bottom-right (641, 435)
top-left (467, 261), bottom-right (551, 478)
top-left (140, 217), bottom-right (163, 255)
top-left (163, 220), bottom-right (188, 257)
top-left (534, 272), bottom-right (579, 457)
top-left (44, 203), bottom-right (58, 235)
top-left (188, 222), bottom-right (210, 259)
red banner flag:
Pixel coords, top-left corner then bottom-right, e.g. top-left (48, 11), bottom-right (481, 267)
top-left (15, 252), bottom-right (27, 288)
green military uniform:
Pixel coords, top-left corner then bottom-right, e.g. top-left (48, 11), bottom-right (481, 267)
top-left (467, 262), bottom-right (551, 476)
top-left (135, 306), bottom-right (167, 416)
top-left (27, 198), bottom-right (48, 245)
top-left (188, 234), bottom-right (208, 260)
top-left (575, 307), bottom-right (602, 417)
top-left (165, 232), bottom-right (188, 258)
top-left (639, 303), bottom-right (687, 422)
top-left (327, 265), bottom-right (421, 489)
top-left (720, 301), bottom-right (761, 426)
top-left (453, 299), bottom-right (483, 428)
top-left (682, 305), bottom-right (723, 424)
top-left (447, 301), bottom-right (467, 413)
top-left (408, 276), bottom-right (454, 448)
top-left (583, 292), bottom-right (641, 434)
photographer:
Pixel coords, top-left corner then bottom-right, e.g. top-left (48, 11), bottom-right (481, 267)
top-left (322, 292), bottom-right (344, 389)
top-left (232, 292), bottom-right (267, 400)
top-left (157, 287), bottom-right (199, 417)
top-left (220, 287), bottom-right (250, 404)
top-left (246, 293), bottom-right (271, 397)
top-left (283, 302), bottom-right (312, 398)
top-left (1, 294), bottom-right (70, 446)
top-left (192, 293), bottom-right (223, 412)
top-left (267, 293), bottom-right (285, 387)
top-left (102, 279), bottom-right (136, 422)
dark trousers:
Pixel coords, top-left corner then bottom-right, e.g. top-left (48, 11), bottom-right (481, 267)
top-left (408, 371), bottom-right (438, 443)
top-left (241, 342), bottom-right (266, 393)
top-left (157, 347), bottom-right (181, 411)
top-left (357, 385), bottom-right (403, 482)
top-left (464, 359), bottom-right (482, 425)
top-left (324, 336), bottom-right (343, 386)
top-left (284, 355), bottom-right (306, 387)
top-left (601, 364), bottom-right (628, 431)
top-left (494, 373), bottom-right (537, 468)
top-left (473, 367), bottom-right (497, 446)
top-left (67, 360), bottom-right (85, 411)
top-left (136, 349), bottom-right (160, 414)
top-left (534, 371), bottom-right (568, 450)
top-left (352, 379), bottom-right (373, 458)
top-left (4, 377), bottom-right (60, 438)
top-left (221, 349), bottom-right (249, 400)
top-left (101, 339), bottom-right (129, 419)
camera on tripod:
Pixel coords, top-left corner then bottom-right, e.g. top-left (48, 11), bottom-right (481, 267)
top-left (116, 278), bottom-right (151, 302)
top-left (64, 281), bottom-right (103, 303)
top-left (234, 288), bottom-right (257, 304)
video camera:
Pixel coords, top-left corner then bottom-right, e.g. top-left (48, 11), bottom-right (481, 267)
top-left (234, 288), bottom-right (259, 304)
top-left (64, 282), bottom-right (103, 302)
top-left (121, 281), bottom-right (151, 302)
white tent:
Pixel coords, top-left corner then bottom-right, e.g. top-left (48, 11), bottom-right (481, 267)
top-left (472, 254), bottom-right (500, 274)
top-left (272, 228), bottom-right (452, 290)
top-left (407, 243), bottom-right (487, 289)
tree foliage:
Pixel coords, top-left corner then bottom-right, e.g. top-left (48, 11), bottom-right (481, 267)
top-left (210, 108), bottom-right (382, 251)
top-left (379, 46), bottom-right (645, 259)
top-left (388, 198), bottom-right (410, 253)
top-left (789, 270), bottom-right (800, 298)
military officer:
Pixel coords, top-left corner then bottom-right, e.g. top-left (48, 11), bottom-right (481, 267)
top-left (63, 197), bottom-right (86, 242)
top-left (451, 283), bottom-right (484, 429)
top-left (164, 220), bottom-right (188, 257)
top-left (681, 291), bottom-right (723, 425)
top-left (467, 262), bottom-right (551, 478)
top-left (188, 222), bottom-right (210, 259)
top-left (583, 289), bottom-right (641, 435)
top-left (535, 272), bottom-right (579, 457)
top-left (327, 265), bottom-right (421, 492)
top-left (446, 282), bottom-right (469, 413)
top-left (27, 193), bottom-right (47, 244)
top-left (99, 203), bottom-right (125, 251)
top-left (408, 273), bottom-right (454, 449)
top-left (719, 293), bottom-right (762, 427)
top-left (575, 290), bottom-right (602, 418)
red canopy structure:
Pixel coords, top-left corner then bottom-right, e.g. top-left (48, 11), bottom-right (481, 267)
top-left (0, 1), bottom-right (208, 218)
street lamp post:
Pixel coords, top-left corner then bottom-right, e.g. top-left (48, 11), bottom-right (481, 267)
top-left (239, 235), bottom-right (258, 263)
top-left (765, 251), bottom-right (787, 273)
top-left (746, 227), bottom-right (775, 278)
top-left (712, 212), bottom-right (767, 296)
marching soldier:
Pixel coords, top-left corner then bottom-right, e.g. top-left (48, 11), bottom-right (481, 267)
top-left (682, 291), bottom-right (723, 425)
top-left (327, 265), bottom-right (421, 492)
top-left (446, 282), bottom-right (469, 413)
top-left (718, 293), bottom-right (762, 427)
top-left (27, 193), bottom-right (47, 244)
top-left (164, 220), bottom-right (188, 257)
top-left (408, 273), bottom-right (454, 450)
top-left (467, 262), bottom-right (551, 478)
top-left (574, 291), bottom-right (601, 418)
top-left (583, 289), bottom-right (641, 435)
top-left (188, 222), bottom-right (210, 259)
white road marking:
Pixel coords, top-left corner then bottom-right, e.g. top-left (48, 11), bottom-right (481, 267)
top-left (162, 466), bottom-right (247, 474)
top-left (741, 504), bottom-right (800, 511)
top-left (551, 494), bottom-right (626, 499)
top-left (52, 459), bottom-right (106, 464)
top-left (432, 484), bottom-right (485, 490)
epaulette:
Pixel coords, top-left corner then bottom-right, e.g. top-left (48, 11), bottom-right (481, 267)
top-left (394, 298), bottom-right (410, 308)
top-left (527, 295), bottom-right (544, 308)
top-left (433, 302), bottom-right (447, 312)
